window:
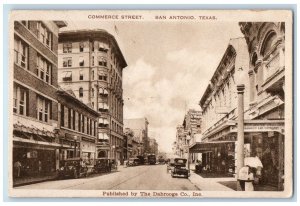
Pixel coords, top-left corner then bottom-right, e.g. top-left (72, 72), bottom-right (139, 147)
top-left (87, 117), bottom-right (90, 134)
top-left (82, 116), bottom-right (85, 133)
top-left (98, 74), bottom-right (107, 81)
top-left (79, 42), bottom-right (84, 52)
top-left (61, 105), bottom-right (65, 127)
top-left (63, 43), bottom-right (72, 53)
top-left (73, 110), bottom-right (76, 130)
top-left (62, 71), bottom-right (72, 81)
top-left (98, 102), bottom-right (109, 111)
top-left (14, 37), bottom-right (28, 69)
top-left (79, 70), bottom-right (83, 80)
top-left (92, 56), bottom-right (94, 66)
top-left (91, 88), bottom-right (94, 97)
top-left (79, 87), bottom-right (83, 98)
top-left (79, 56), bottom-right (84, 66)
top-left (98, 57), bottom-right (107, 67)
top-left (92, 70), bottom-right (94, 80)
top-left (37, 22), bottom-right (52, 49)
top-left (63, 57), bottom-right (72, 67)
top-left (98, 42), bottom-right (108, 52)
top-left (68, 108), bottom-right (71, 129)
top-left (37, 96), bottom-right (51, 122)
top-left (36, 55), bottom-right (52, 84)
top-left (13, 84), bottom-right (28, 115)
top-left (78, 113), bottom-right (82, 132)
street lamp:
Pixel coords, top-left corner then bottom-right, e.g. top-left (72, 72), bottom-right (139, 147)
top-left (236, 67), bottom-right (245, 191)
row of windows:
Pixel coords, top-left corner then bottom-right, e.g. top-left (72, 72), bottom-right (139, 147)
top-left (62, 56), bottom-right (107, 68)
top-left (60, 104), bottom-right (97, 137)
top-left (13, 83), bottom-right (52, 123)
top-left (14, 37), bottom-right (53, 85)
top-left (20, 21), bottom-right (54, 51)
top-left (63, 42), bottom-right (109, 53)
top-left (61, 70), bottom-right (108, 82)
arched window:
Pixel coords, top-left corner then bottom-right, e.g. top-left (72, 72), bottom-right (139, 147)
top-left (79, 87), bottom-right (83, 97)
top-left (261, 31), bottom-right (277, 56)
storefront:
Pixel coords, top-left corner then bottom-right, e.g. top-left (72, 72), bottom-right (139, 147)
top-left (189, 141), bottom-right (236, 176)
top-left (81, 137), bottom-right (96, 166)
top-left (196, 119), bottom-right (284, 190)
top-left (13, 124), bottom-right (63, 179)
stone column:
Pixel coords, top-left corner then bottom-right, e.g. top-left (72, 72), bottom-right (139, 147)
top-left (236, 84), bottom-right (245, 191)
top-left (248, 69), bottom-right (255, 102)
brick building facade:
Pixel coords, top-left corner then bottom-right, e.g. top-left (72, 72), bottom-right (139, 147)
top-left (12, 21), bottom-right (67, 184)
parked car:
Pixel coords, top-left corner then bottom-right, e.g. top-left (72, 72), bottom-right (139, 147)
top-left (127, 158), bottom-right (140, 166)
top-left (57, 158), bottom-right (88, 179)
top-left (171, 158), bottom-right (189, 178)
top-left (94, 158), bottom-right (111, 173)
top-left (166, 158), bottom-right (176, 173)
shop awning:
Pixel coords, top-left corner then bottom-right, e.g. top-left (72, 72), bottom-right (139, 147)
top-left (13, 136), bottom-right (70, 148)
top-left (189, 140), bottom-right (235, 153)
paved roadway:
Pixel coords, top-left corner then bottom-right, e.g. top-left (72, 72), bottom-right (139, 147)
top-left (17, 164), bottom-right (199, 190)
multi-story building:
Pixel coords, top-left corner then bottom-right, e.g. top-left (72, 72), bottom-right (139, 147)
top-left (124, 118), bottom-right (149, 155)
top-left (174, 125), bottom-right (186, 158)
top-left (148, 138), bottom-right (158, 155)
top-left (189, 37), bottom-right (250, 175)
top-left (239, 22), bottom-right (285, 190)
top-left (183, 109), bottom-right (202, 145)
top-left (12, 21), bottom-right (67, 183)
top-left (56, 88), bottom-right (99, 168)
top-left (183, 109), bottom-right (202, 162)
top-left (57, 29), bottom-right (127, 162)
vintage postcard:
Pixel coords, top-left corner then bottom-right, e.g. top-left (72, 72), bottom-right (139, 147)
top-left (8, 9), bottom-right (293, 198)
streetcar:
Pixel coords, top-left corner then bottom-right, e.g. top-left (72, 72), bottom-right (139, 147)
top-left (147, 154), bottom-right (156, 165)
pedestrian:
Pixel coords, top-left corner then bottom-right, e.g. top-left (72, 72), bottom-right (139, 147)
top-left (13, 160), bottom-right (22, 178)
top-left (238, 165), bottom-right (254, 191)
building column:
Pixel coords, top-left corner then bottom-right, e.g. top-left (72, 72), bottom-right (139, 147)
top-left (236, 84), bottom-right (245, 191)
top-left (248, 69), bottom-right (255, 103)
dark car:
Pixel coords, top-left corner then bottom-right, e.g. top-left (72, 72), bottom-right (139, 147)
top-left (94, 158), bottom-right (111, 173)
top-left (171, 158), bottom-right (189, 178)
top-left (127, 158), bottom-right (140, 166)
top-left (57, 158), bottom-right (88, 179)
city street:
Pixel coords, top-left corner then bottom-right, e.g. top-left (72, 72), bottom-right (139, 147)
top-left (16, 164), bottom-right (199, 190)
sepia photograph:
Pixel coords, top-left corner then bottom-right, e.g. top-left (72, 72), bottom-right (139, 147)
top-left (8, 9), bottom-right (293, 198)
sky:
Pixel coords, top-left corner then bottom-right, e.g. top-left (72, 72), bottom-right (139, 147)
top-left (61, 20), bottom-right (244, 153)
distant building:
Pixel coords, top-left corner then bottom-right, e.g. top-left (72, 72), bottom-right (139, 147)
top-left (183, 109), bottom-right (202, 162)
top-left (174, 125), bottom-right (186, 158)
top-left (124, 118), bottom-right (149, 155)
top-left (56, 88), bottom-right (99, 166)
top-left (12, 21), bottom-right (67, 184)
top-left (148, 138), bottom-right (158, 155)
top-left (58, 29), bottom-right (127, 162)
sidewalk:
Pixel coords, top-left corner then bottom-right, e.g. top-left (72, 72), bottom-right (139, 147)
top-left (13, 173), bottom-right (57, 187)
top-left (189, 170), bottom-right (236, 191)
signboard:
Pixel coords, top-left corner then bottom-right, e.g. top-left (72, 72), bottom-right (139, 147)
top-left (215, 106), bottom-right (230, 114)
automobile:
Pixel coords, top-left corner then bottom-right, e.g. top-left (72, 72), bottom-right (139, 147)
top-left (158, 157), bottom-right (166, 164)
top-left (136, 155), bottom-right (145, 165)
top-left (166, 158), bottom-right (176, 173)
top-left (57, 158), bottom-right (88, 179)
top-left (127, 158), bottom-right (140, 166)
top-left (94, 158), bottom-right (111, 173)
top-left (171, 158), bottom-right (189, 178)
